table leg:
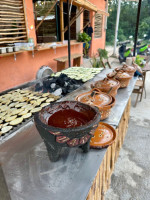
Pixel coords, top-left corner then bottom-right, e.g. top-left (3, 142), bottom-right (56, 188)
top-left (57, 61), bottom-right (66, 72)
top-left (73, 57), bottom-right (81, 66)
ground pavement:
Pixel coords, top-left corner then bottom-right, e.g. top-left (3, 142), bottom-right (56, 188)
top-left (105, 70), bottom-right (150, 200)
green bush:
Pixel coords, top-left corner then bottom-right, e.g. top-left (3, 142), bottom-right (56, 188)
top-left (98, 48), bottom-right (108, 61)
top-left (135, 55), bottom-right (145, 68)
top-left (78, 32), bottom-right (91, 56)
top-left (90, 55), bottom-right (101, 68)
top-left (78, 32), bottom-right (91, 43)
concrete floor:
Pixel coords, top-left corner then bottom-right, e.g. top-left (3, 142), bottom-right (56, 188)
top-left (83, 52), bottom-right (150, 200)
top-left (105, 71), bottom-right (150, 200)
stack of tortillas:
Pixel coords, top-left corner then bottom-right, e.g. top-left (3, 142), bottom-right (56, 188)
top-left (0, 89), bottom-right (59, 136)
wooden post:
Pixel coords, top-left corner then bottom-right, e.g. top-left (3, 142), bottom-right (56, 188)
top-left (133, 0), bottom-right (142, 56)
top-left (60, 0), bottom-right (64, 41)
top-left (23, 0), bottom-right (28, 40)
top-left (106, 147), bottom-right (111, 188)
top-left (57, 61), bottom-right (67, 71)
top-left (23, 0), bottom-right (29, 40)
top-left (67, 0), bottom-right (71, 67)
top-left (73, 57), bottom-right (81, 66)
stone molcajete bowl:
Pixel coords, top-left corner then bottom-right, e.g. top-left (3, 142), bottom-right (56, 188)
top-left (34, 101), bottom-right (101, 162)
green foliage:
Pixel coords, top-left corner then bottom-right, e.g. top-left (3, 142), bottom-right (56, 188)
top-left (78, 32), bottom-right (91, 57)
top-left (135, 55), bottom-right (145, 68)
top-left (98, 48), bottom-right (108, 61)
top-left (107, 0), bottom-right (150, 45)
top-left (138, 17), bottom-right (150, 38)
top-left (91, 48), bottom-right (109, 68)
top-left (118, 29), bottom-right (126, 42)
top-left (90, 56), bottom-right (101, 68)
top-left (78, 32), bottom-right (91, 43)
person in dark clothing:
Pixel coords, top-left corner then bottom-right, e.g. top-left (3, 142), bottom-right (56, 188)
top-left (86, 23), bottom-right (93, 38)
top-left (87, 23), bottom-right (93, 49)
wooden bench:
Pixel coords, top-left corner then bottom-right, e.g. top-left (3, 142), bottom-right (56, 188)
top-left (54, 53), bottom-right (82, 72)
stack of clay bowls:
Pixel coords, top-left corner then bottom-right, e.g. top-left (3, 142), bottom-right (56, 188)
top-left (107, 70), bottom-right (132, 88)
top-left (115, 63), bottom-right (136, 76)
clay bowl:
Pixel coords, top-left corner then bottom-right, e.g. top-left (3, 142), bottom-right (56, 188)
top-left (107, 70), bottom-right (132, 88)
top-left (90, 122), bottom-right (116, 149)
top-left (34, 101), bottom-right (101, 162)
top-left (75, 88), bottom-right (115, 120)
top-left (115, 64), bottom-right (136, 76)
top-left (98, 94), bottom-right (115, 120)
top-left (91, 78), bottom-right (120, 97)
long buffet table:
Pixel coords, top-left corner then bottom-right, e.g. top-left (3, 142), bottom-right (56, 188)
top-left (0, 68), bottom-right (137, 200)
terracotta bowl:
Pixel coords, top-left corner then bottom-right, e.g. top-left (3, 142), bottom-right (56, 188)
top-left (34, 101), bottom-right (101, 162)
top-left (90, 122), bottom-right (116, 149)
top-left (107, 70), bottom-right (132, 88)
top-left (91, 78), bottom-right (120, 97)
top-left (75, 88), bottom-right (115, 120)
top-left (98, 95), bottom-right (115, 120)
top-left (115, 64), bottom-right (136, 76)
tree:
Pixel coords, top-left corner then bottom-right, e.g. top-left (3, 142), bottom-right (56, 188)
top-left (106, 0), bottom-right (150, 45)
